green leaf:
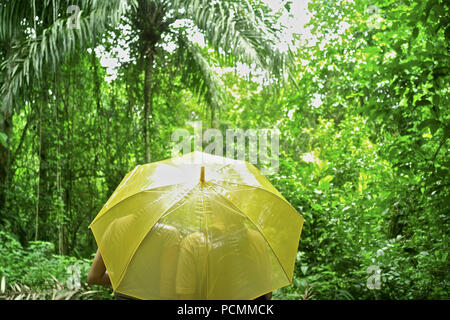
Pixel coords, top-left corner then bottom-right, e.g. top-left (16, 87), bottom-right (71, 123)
top-left (415, 99), bottom-right (431, 107)
top-left (0, 132), bottom-right (7, 148)
top-left (418, 119), bottom-right (441, 134)
top-left (444, 125), bottom-right (450, 140)
top-left (301, 265), bottom-right (308, 275)
top-left (320, 175), bottom-right (334, 184)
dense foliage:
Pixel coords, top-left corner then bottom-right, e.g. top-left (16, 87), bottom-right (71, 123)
top-left (0, 0), bottom-right (448, 299)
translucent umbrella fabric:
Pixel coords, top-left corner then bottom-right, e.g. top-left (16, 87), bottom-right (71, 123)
top-left (89, 151), bottom-right (304, 300)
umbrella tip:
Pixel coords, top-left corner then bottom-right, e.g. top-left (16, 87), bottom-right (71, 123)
top-left (200, 166), bottom-right (205, 183)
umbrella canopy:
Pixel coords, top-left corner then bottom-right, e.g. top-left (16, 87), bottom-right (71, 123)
top-left (89, 151), bottom-right (304, 300)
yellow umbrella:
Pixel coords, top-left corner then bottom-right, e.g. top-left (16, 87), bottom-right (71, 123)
top-left (89, 151), bottom-right (304, 300)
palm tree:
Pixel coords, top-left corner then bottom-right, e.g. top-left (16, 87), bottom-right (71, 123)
top-left (0, 0), bottom-right (128, 224)
top-left (129, 0), bottom-right (291, 161)
top-left (0, 0), bottom-right (291, 212)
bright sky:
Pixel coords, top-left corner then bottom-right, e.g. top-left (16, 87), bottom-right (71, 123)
top-left (263, 0), bottom-right (314, 49)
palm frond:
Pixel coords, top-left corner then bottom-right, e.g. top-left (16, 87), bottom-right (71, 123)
top-left (1, 0), bottom-right (132, 113)
top-left (174, 0), bottom-right (293, 83)
top-left (176, 34), bottom-right (224, 118)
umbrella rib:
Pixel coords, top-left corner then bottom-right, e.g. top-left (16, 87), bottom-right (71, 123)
top-left (89, 182), bottom-right (187, 228)
top-left (210, 180), bottom-right (305, 224)
top-left (211, 180), bottom-right (300, 216)
top-left (113, 183), bottom-right (199, 291)
top-left (201, 187), bottom-right (210, 300)
top-left (207, 183), bottom-right (292, 284)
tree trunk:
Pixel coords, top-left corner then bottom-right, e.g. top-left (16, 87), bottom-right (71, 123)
top-left (211, 105), bottom-right (218, 129)
top-left (35, 102), bottom-right (42, 241)
top-left (63, 73), bottom-right (73, 256)
top-left (0, 107), bottom-right (12, 222)
top-left (36, 80), bottom-right (53, 242)
top-left (0, 41), bottom-right (13, 223)
top-left (92, 50), bottom-right (102, 115)
top-left (55, 72), bottom-right (65, 255)
top-left (143, 47), bottom-right (155, 163)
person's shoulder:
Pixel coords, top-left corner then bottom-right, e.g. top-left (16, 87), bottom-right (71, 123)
top-left (157, 223), bottom-right (180, 244)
